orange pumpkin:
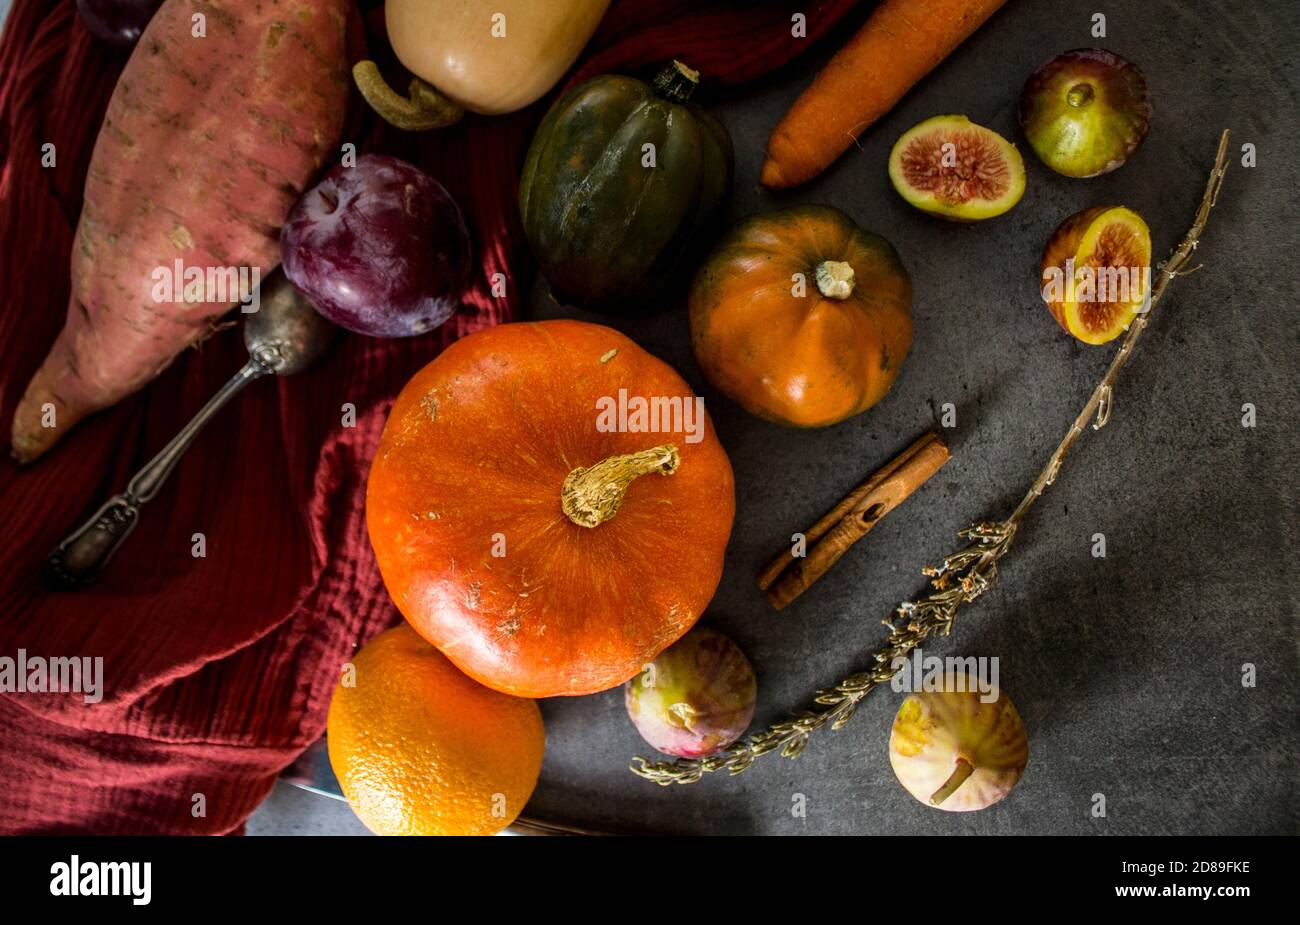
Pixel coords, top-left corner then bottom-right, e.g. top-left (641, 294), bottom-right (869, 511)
top-left (689, 205), bottom-right (913, 427)
top-left (366, 320), bottom-right (736, 698)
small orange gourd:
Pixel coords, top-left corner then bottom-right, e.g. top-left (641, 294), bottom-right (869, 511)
top-left (689, 205), bottom-right (913, 428)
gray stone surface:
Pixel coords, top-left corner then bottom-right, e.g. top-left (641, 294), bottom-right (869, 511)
top-left (251, 0), bottom-right (1298, 835)
top-left (247, 782), bottom-right (371, 836)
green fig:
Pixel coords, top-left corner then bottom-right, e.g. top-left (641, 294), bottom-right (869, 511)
top-left (1019, 48), bottom-right (1152, 178)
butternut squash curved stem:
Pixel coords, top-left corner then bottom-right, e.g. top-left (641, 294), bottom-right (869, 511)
top-left (352, 61), bottom-right (464, 132)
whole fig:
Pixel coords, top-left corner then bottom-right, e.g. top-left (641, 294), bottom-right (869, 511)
top-left (1019, 48), bottom-right (1152, 178)
top-left (625, 626), bottom-right (756, 758)
top-left (889, 675), bottom-right (1029, 812)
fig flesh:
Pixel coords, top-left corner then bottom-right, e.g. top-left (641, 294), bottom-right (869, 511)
top-left (624, 626), bottom-right (757, 758)
top-left (888, 115), bottom-right (1026, 221)
top-left (889, 676), bottom-right (1029, 812)
top-left (1019, 48), bottom-right (1152, 178)
top-left (1040, 205), bottom-right (1151, 345)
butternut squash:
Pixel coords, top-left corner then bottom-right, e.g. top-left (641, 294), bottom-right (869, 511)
top-left (355, 0), bottom-right (611, 130)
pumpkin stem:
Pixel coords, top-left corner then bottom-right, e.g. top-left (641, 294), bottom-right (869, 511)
top-left (930, 757), bottom-right (975, 806)
top-left (815, 260), bottom-right (856, 299)
top-left (652, 60), bottom-right (700, 105)
top-left (353, 61), bottom-right (464, 132)
top-left (561, 444), bottom-right (680, 528)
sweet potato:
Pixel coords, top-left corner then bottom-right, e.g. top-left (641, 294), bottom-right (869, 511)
top-left (10, 0), bottom-right (350, 462)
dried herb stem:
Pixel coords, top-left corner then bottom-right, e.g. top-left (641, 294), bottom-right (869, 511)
top-left (631, 130), bottom-right (1232, 786)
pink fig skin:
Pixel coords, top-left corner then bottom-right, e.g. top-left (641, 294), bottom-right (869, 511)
top-left (624, 626), bottom-right (757, 758)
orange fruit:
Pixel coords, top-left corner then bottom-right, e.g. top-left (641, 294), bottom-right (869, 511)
top-left (327, 624), bottom-right (545, 836)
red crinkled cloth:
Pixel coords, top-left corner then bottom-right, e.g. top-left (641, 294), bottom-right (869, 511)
top-left (0, 0), bottom-right (855, 833)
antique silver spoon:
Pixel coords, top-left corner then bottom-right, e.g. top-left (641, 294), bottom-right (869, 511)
top-left (47, 271), bottom-right (339, 589)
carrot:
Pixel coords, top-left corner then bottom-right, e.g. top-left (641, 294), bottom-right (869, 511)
top-left (10, 0), bottom-right (350, 462)
top-left (760, 0), bottom-right (1008, 189)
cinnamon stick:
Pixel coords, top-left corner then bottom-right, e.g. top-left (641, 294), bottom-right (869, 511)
top-left (758, 432), bottom-right (950, 610)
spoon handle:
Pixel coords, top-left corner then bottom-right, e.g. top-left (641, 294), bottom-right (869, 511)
top-left (47, 357), bottom-right (272, 589)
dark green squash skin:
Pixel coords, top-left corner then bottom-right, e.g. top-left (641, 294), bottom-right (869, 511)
top-left (519, 72), bottom-right (734, 314)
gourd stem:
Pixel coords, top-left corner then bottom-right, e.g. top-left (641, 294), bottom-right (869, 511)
top-left (353, 61), bottom-right (465, 132)
top-left (652, 60), bottom-right (700, 105)
top-left (815, 260), bottom-right (856, 299)
top-left (930, 757), bottom-right (975, 806)
top-left (562, 444), bottom-right (680, 528)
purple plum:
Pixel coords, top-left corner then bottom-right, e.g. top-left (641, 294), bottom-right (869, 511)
top-left (76, 0), bottom-right (164, 48)
top-left (281, 154), bottom-right (470, 338)
top-left (625, 626), bottom-right (757, 758)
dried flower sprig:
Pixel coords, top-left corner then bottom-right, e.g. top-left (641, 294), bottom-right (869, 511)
top-left (631, 130), bottom-right (1232, 786)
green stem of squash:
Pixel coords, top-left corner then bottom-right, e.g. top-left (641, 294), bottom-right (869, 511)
top-left (652, 60), bottom-right (700, 104)
top-left (930, 757), bottom-right (975, 806)
top-left (561, 444), bottom-right (680, 528)
top-left (352, 61), bottom-right (464, 132)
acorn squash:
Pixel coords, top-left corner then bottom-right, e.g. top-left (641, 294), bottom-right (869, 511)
top-left (519, 61), bottom-right (734, 313)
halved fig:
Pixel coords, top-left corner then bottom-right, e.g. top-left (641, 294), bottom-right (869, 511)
top-left (1019, 49), bottom-right (1151, 178)
top-left (1040, 205), bottom-right (1152, 345)
top-left (888, 115), bottom-right (1026, 221)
